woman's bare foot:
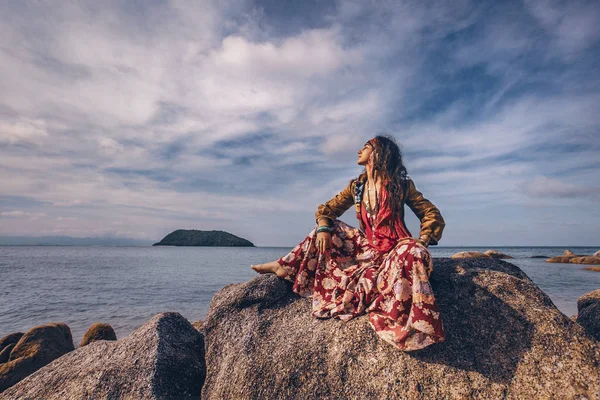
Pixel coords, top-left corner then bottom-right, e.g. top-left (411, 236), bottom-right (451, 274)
top-left (251, 261), bottom-right (288, 279)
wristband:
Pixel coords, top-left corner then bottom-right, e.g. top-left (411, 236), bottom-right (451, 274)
top-left (418, 235), bottom-right (430, 247)
top-left (316, 226), bottom-right (331, 234)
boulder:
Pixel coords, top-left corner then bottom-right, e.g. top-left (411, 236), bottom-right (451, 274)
top-left (572, 256), bottom-right (600, 265)
top-left (594, 250), bottom-right (600, 257)
top-left (0, 333), bottom-right (23, 354)
top-left (546, 255), bottom-right (600, 265)
top-left (0, 345), bottom-right (14, 364)
top-left (0, 312), bottom-right (205, 399)
top-left (483, 250), bottom-right (513, 259)
top-left (79, 322), bottom-right (117, 347)
top-left (564, 250), bottom-right (576, 256)
top-left (577, 290), bottom-right (600, 341)
top-left (450, 251), bottom-right (489, 259)
top-left (0, 323), bottom-right (74, 392)
top-left (584, 267), bottom-right (600, 272)
top-left (201, 259), bottom-right (600, 399)
top-left (192, 320), bottom-right (205, 333)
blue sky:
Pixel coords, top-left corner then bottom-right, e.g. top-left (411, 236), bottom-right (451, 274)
top-left (0, 0), bottom-right (598, 246)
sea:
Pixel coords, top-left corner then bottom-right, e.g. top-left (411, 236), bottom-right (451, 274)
top-left (1, 245), bottom-right (599, 345)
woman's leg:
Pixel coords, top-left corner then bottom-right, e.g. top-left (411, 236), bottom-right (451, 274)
top-left (366, 237), bottom-right (444, 351)
top-left (250, 261), bottom-right (288, 279)
top-left (251, 223), bottom-right (325, 283)
top-left (280, 220), bottom-right (381, 314)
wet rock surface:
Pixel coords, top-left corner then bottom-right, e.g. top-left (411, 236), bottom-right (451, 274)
top-left (202, 258), bottom-right (600, 399)
top-left (0, 313), bottom-right (205, 399)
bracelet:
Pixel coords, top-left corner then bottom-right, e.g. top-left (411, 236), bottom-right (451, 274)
top-left (316, 226), bottom-right (331, 233)
top-left (418, 235), bottom-right (430, 246)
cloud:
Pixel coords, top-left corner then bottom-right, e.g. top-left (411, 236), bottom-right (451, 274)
top-left (525, 0), bottom-right (600, 54)
top-left (525, 176), bottom-right (600, 199)
top-left (0, 0), bottom-right (599, 245)
top-left (0, 210), bottom-right (47, 218)
top-left (0, 118), bottom-right (48, 144)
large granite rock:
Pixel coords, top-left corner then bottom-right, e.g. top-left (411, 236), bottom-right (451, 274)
top-left (577, 290), bottom-right (600, 341)
top-left (202, 258), bottom-right (600, 399)
top-left (79, 322), bottom-right (117, 347)
top-left (594, 250), bottom-right (600, 257)
top-left (0, 313), bottom-right (205, 399)
top-left (0, 323), bottom-right (74, 393)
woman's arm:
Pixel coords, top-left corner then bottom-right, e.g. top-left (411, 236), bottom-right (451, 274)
top-left (405, 179), bottom-right (445, 246)
top-left (315, 180), bottom-right (354, 227)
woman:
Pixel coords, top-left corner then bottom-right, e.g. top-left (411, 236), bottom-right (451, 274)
top-left (251, 135), bottom-right (445, 351)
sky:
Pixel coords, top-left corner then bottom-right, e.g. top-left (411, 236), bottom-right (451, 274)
top-left (0, 0), bottom-right (599, 247)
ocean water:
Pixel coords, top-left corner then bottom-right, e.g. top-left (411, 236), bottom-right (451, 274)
top-left (1, 245), bottom-right (599, 345)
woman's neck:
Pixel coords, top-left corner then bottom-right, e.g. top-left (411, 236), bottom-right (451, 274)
top-left (365, 166), bottom-right (381, 186)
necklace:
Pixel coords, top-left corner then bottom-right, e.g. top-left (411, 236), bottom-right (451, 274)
top-left (364, 180), bottom-right (378, 228)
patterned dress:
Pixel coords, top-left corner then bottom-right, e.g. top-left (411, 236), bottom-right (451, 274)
top-left (277, 186), bottom-right (445, 351)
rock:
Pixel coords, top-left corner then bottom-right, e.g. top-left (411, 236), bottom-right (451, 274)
top-left (191, 320), bottom-right (204, 333)
top-left (0, 334), bottom-right (23, 354)
top-left (0, 323), bottom-right (74, 393)
top-left (0, 312), bottom-right (205, 399)
top-left (572, 256), bottom-right (600, 265)
top-left (594, 250), bottom-right (600, 257)
top-left (450, 251), bottom-right (490, 259)
top-left (153, 229), bottom-right (254, 247)
top-left (546, 256), bottom-right (573, 263)
top-left (577, 290), bottom-right (600, 341)
top-left (546, 256), bottom-right (600, 265)
top-left (201, 259), bottom-right (600, 399)
top-left (564, 250), bottom-right (576, 256)
top-left (0, 345), bottom-right (14, 364)
top-left (584, 267), bottom-right (600, 272)
top-left (483, 250), bottom-right (513, 259)
top-left (79, 322), bottom-right (117, 347)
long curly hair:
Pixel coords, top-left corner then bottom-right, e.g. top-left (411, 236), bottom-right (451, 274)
top-left (364, 134), bottom-right (409, 230)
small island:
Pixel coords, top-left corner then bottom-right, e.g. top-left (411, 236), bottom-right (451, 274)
top-left (153, 229), bottom-right (254, 247)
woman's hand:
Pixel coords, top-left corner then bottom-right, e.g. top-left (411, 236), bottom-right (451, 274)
top-left (316, 231), bottom-right (332, 253)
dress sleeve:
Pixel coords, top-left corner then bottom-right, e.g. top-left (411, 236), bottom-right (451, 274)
top-left (405, 179), bottom-right (445, 245)
top-left (315, 180), bottom-right (355, 226)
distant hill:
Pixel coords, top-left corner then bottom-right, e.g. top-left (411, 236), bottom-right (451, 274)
top-left (0, 236), bottom-right (153, 246)
top-left (153, 229), bottom-right (254, 247)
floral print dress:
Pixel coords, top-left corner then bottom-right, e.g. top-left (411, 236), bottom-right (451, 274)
top-left (277, 186), bottom-right (445, 351)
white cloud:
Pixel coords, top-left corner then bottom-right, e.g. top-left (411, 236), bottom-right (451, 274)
top-left (0, 210), bottom-right (47, 218)
top-left (525, 0), bottom-right (600, 54)
top-left (0, 118), bottom-right (48, 144)
top-left (525, 176), bottom-right (600, 199)
top-left (0, 1), bottom-right (598, 245)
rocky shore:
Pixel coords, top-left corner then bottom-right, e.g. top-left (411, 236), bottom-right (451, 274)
top-left (1, 258), bottom-right (599, 399)
top-left (545, 250), bottom-right (600, 266)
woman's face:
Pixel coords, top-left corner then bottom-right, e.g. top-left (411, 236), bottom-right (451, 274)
top-left (357, 143), bottom-right (373, 166)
